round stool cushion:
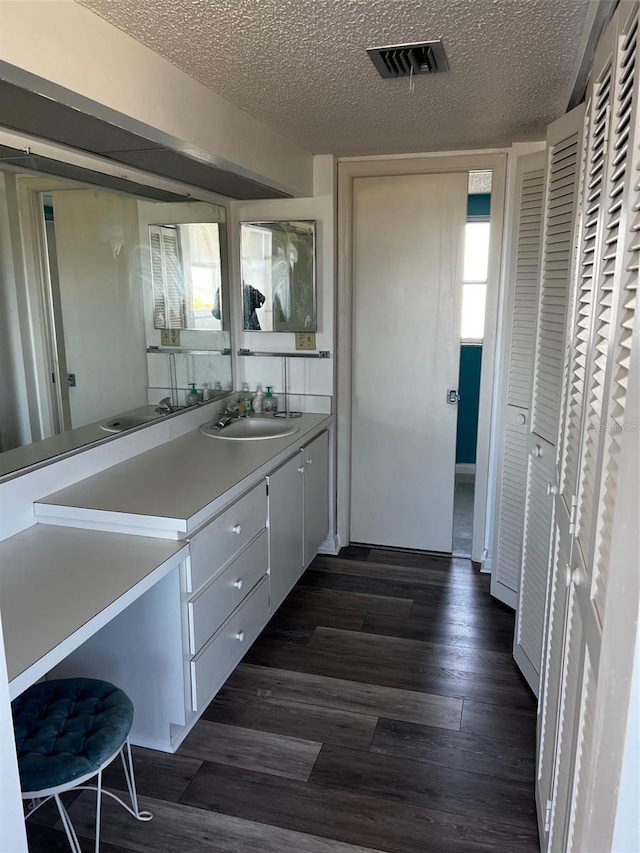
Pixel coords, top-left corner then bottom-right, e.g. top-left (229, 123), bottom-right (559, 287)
top-left (11, 678), bottom-right (133, 794)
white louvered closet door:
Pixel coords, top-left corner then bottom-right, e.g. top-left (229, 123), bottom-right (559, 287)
top-left (537, 5), bottom-right (639, 851)
top-left (514, 107), bottom-right (585, 694)
top-left (491, 152), bottom-right (546, 608)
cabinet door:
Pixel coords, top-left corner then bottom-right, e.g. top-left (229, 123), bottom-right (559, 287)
top-left (268, 453), bottom-right (304, 612)
top-left (302, 430), bottom-right (329, 568)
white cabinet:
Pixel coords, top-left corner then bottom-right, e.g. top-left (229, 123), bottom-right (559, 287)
top-left (36, 422), bottom-right (331, 753)
top-left (190, 577), bottom-right (269, 713)
top-left (268, 453), bottom-right (304, 612)
top-left (269, 429), bottom-right (329, 611)
top-left (303, 430), bottom-right (329, 568)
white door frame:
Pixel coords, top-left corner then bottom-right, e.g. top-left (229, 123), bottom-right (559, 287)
top-left (336, 153), bottom-right (507, 562)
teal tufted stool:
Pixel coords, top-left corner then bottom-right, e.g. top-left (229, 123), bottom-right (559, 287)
top-left (12, 678), bottom-right (152, 853)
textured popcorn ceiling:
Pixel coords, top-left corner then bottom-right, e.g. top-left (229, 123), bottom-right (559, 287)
top-left (76, 0), bottom-right (591, 156)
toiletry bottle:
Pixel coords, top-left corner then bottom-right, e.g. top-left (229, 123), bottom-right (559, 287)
top-left (263, 386), bottom-right (278, 414)
top-left (252, 385), bottom-right (264, 414)
top-left (186, 383), bottom-right (200, 406)
top-left (202, 382), bottom-right (213, 401)
top-left (238, 383), bottom-right (252, 416)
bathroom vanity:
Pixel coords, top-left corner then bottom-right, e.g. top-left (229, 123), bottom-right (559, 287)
top-left (0, 412), bottom-right (331, 752)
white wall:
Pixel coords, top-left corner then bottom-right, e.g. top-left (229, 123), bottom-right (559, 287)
top-left (229, 155), bottom-right (336, 413)
top-left (0, 0), bottom-right (313, 198)
top-left (52, 189), bottom-right (148, 428)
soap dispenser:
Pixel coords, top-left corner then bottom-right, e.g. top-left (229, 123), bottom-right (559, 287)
top-left (185, 383), bottom-right (200, 406)
top-left (262, 386), bottom-right (278, 414)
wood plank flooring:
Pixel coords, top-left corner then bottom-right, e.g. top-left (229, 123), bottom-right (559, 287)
top-left (27, 547), bottom-right (539, 852)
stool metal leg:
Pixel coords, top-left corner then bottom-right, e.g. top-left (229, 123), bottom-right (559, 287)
top-left (94, 769), bottom-right (103, 853)
top-left (54, 794), bottom-right (83, 853)
top-left (118, 738), bottom-right (153, 822)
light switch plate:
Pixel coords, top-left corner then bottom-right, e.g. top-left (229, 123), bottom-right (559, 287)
top-left (295, 332), bottom-right (316, 350)
top-left (161, 329), bottom-right (181, 346)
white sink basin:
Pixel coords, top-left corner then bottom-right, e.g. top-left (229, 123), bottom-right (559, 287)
top-left (200, 417), bottom-right (299, 441)
top-left (100, 413), bottom-right (161, 433)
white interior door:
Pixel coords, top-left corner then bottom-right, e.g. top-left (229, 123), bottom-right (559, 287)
top-left (350, 172), bottom-right (467, 552)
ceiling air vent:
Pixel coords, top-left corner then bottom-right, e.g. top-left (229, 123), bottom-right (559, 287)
top-left (367, 40), bottom-right (449, 79)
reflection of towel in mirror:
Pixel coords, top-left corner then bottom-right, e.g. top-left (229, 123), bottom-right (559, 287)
top-left (243, 284), bottom-right (265, 330)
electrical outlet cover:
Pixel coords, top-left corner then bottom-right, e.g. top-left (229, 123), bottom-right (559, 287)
top-left (295, 332), bottom-right (316, 350)
top-left (161, 329), bottom-right (181, 346)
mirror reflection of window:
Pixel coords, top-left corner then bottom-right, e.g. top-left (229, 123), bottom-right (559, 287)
top-left (150, 222), bottom-right (222, 331)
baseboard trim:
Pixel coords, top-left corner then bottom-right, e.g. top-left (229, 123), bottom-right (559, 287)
top-left (455, 463), bottom-right (476, 475)
top-left (318, 536), bottom-right (340, 555)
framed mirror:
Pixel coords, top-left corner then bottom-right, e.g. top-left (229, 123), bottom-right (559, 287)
top-left (149, 222), bottom-right (223, 331)
top-left (240, 220), bottom-right (316, 332)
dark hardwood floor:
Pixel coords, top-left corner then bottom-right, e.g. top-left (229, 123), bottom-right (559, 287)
top-left (28, 548), bottom-right (540, 852)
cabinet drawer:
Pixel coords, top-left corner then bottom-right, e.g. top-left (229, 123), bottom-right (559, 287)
top-left (189, 482), bottom-right (267, 593)
top-left (188, 530), bottom-right (267, 655)
top-left (190, 576), bottom-right (269, 712)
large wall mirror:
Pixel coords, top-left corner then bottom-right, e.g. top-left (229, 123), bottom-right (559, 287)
top-left (240, 220), bottom-right (316, 331)
top-left (0, 165), bottom-right (232, 479)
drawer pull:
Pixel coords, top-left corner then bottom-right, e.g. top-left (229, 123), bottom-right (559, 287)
top-left (234, 579), bottom-right (244, 590)
top-left (297, 466), bottom-right (305, 474)
top-left (235, 631), bottom-right (245, 642)
top-left (232, 524), bottom-right (242, 535)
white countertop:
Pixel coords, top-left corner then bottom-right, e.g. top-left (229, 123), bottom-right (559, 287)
top-left (35, 413), bottom-right (332, 536)
top-left (0, 524), bottom-right (188, 698)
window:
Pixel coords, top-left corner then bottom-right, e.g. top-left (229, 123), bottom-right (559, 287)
top-left (461, 176), bottom-right (491, 341)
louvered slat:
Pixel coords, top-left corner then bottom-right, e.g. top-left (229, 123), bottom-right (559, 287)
top-left (518, 452), bottom-right (554, 671)
top-left (150, 229), bottom-right (166, 327)
top-left (591, 26), bottom-right (639, 620)
top-left (575, 62), bottom-right (615, 559)
top-left (507, 168), bottom-right (545, 407)
top-left (566, 649), bottom-right (596, 852)
top-left (532, 134), bottom-right (580, 445)
top-left (548, 588), bottom-right (584, 852)
top-left (149, 225), bottom-right (186, 330)
top-left (537, 518), bottom-right (571, 784)
top-left (495, 421), bottom-right (529, 591)
top-left (560, 104), bottom-right (592, 503)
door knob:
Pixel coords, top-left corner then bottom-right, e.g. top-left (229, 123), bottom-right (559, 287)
top-left (532, 445), bottom-right (543, 458)
top-left (232, 524), bottom-right (242, 535)
top-left (547, 482), bottom-right (558, 496)
top-left (235, 631), bottom-right (245, 642)
top-left (298, 466), bottom-right (305, 473)
top-left (234, 579), bottom-right (244, 590)
top-left (446, 389), bottom-right (460, 404)
top-left (565, 565), bottom-right (582, 588)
